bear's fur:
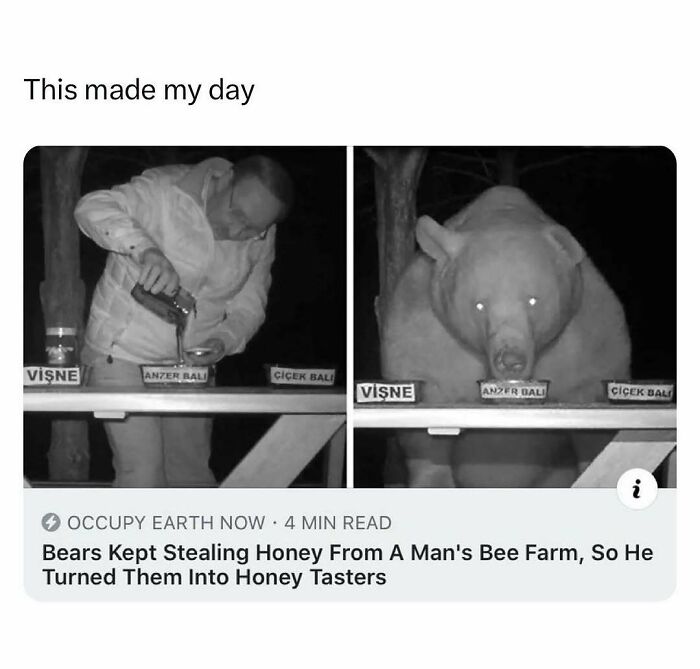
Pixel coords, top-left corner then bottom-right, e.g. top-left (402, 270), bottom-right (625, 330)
top-left (381, 186), bottom-right (630, 487)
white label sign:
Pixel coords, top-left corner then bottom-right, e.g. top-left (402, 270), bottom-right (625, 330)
top-left (355, 382), bottom-right (418, 404)
top-left (268, 366), bottom-right (336, 386)
top-left (23, 366), bottom-right (81, 386)
top-left (606, 382), bottom-right (674, 402)
top-left (141, 366), bottom-right (209, 385)
top-left (480, 381), bottom-right (548, 401)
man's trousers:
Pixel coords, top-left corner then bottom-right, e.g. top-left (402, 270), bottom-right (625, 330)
top-left (85, 352), bottom-right (216, 487)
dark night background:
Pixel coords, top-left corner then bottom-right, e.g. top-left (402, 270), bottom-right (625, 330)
top-left (24, 146), bottom-right (346, 485)
top-left (354, 147), bottom-right (677, 487)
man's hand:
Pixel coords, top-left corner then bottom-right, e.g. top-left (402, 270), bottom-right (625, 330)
top-left (185, 338), bottom-right (226, 367)
top-left (138, 247), bottom-right (180, 295)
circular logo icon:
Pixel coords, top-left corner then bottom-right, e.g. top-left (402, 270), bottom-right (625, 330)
top-left (41, 512), bottom-right (61, 532)
top-left (616, 469), bottom-right (658, 509)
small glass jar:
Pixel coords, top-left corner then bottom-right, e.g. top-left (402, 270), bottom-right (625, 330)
top-left (45, 327), bottom-right (77, 366)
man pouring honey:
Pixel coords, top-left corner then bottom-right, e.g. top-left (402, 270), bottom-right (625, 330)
top-left (75, 155), bottom-right (293, 487)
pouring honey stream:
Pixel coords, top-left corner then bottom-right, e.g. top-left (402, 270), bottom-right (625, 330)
top-left (130, 283), bottom-right (196, 365)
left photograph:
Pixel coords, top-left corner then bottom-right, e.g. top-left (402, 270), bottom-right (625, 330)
top-left (24, 147), bottom-right (346, 488)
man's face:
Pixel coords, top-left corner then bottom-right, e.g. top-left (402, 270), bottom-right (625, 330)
top-left (206, 175), bottom-right (284, 241)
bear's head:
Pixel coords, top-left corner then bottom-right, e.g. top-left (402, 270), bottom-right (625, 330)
top-left (417, 212), bottom-right (584, 380)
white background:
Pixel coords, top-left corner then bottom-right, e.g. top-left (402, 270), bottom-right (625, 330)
top-left (3, 1), bottom-right (696, 666)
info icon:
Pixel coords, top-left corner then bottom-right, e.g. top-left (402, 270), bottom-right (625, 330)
top-left (616, 468), bottom-right (658, 509)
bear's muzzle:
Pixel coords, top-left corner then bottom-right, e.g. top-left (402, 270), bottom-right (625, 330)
top-left (491, 347), bottom-right (530, 379)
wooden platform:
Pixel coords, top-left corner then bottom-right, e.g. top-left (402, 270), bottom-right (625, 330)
top-left (24, 387), bottom-right (347, 488)
top-left (353, 402), bottom-right (677, 487)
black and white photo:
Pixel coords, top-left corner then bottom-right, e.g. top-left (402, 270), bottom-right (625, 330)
top-left (24, 146), bottom-right (346, 488)
top-left (353, 147), bottom-right (676, 488)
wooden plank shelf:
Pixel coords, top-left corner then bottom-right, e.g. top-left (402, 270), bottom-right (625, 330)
top-left (24, 387), bottom-right (348, 488)
top-left (353, 403), bottom-right (676, 430)
top-left (24, 387), bottom-right (346, 415)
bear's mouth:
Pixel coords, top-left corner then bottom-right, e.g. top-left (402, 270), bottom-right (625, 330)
top-left (490, 346), bottom-right (533, 380)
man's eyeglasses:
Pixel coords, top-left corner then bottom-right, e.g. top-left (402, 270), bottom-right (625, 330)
top-left (228, 189), bottom-right (269, 241)
top-left (250, 227), bottom-right (268, 241)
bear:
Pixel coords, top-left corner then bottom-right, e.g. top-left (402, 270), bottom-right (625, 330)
top-left (380, 185), bottom-right (630, 487)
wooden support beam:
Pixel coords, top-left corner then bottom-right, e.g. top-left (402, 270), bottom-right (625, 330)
top-left (219, 415), bottom-right (346, 488)
top-left (323, 425), bottom-right (347, 488)
top-left (39, 146), bottom-right (89, 482)
top-left (572, 430), bottom-right (676, 488)
top-left (370, 147), bottom-right (427, 329)
top-left (663, 450), bottom-right (677, 488)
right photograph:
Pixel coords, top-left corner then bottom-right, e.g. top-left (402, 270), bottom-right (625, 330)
top-left (353, 147), bottom-right (676, 488)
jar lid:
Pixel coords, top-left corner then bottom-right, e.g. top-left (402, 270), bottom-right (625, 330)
top-left (46, 327), bottom-right (77, 335)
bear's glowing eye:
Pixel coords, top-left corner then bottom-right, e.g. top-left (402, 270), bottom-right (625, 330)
top-left (528, 297), bottom-right (538, 307)
top-left (475, 301), bottom-right (485, 312)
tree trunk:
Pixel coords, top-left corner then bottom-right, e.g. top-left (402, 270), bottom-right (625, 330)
top-left (39, 146), bottom-right (89, 482)
top-left (367, 148), bottom-right (427, 330)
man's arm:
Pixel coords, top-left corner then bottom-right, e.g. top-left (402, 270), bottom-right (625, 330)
top-left (74, 174), bottom-right (161, 261)
top-left (75, 173), bottom-right (180, 294)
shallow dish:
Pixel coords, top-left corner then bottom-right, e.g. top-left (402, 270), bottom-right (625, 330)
top-left (185, 347), bottom-right (214, 361)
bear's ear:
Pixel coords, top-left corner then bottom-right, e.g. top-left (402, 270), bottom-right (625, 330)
top-left (544, 224), bottom-right (585, 266)
top-left (416, 215), bottom-right (467, 263)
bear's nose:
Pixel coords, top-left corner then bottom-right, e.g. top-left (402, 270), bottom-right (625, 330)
top-left (493, 349), bottom-right (527, 375)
